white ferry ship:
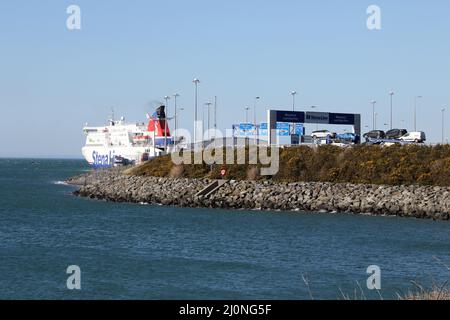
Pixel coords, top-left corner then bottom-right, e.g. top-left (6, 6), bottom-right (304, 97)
top-left (82, 106), bottom-right (174, 168)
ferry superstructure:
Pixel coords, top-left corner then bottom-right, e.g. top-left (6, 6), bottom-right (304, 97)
top-left (82, 106), bottom-right (174, 168)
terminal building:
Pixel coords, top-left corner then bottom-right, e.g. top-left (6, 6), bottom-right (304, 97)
top-left (230, 109), bottom-right (361, 146)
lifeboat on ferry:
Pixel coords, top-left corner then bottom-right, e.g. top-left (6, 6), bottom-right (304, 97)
top-left (132, 135), bottom-right (151, 143)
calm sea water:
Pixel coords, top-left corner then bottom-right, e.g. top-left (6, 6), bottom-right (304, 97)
top-left (0, 158), bottom-right (448, 300)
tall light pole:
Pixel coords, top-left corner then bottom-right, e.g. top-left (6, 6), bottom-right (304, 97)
top-left (371, 100), bottom-right (377, 130)
top-left (164, 95), bottom-right (170, 111)
top-left (389, 91), bottom-right (394, 130)
top-left (245, 106), bottom-right (250, 123)
top-left (254, 96), bottom-right (260, 141)
top-left (374, 112), bottom-right (378, 130)
top-left (174, 107), bottom-right (184, 150)
top-left (177, 106), bottom-right (184, 122)
top-left (311, 106), bottom-right (319, 130)
top-left (193, 78), bottom-right (200, 143)
top-left (213, 96), bottom-right (218, 146)
top-left (291, 91), bottom-right (297, 111)
top-left (442, 107), bottom-right (446, 144)
top-left (214, 96), bottom-right (218, 131)
top-left (311, 105), bottom-right (318, 130)
top-left (291, 91), bottom-right (297, 137)
top-left (164, 95), bottom-right (170, 151)
top-left (173, 93), bottom-right (180, 144)
top-left (205, 102), bottom-right (212, 141)
top-left (414, 95), bottom-right (422, 132)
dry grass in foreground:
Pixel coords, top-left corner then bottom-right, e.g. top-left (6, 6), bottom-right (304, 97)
top-left (303, 257), bottom-right (450, 300)
top-left (127, 144), bottom-right (450, 186)
top-left (401, 286), bottom-right (450, 300)
top-left (334, 282), bottom-right (449, 301)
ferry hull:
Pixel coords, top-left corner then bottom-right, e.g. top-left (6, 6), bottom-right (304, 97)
top-left (82, 146), bottom-right (162, 168)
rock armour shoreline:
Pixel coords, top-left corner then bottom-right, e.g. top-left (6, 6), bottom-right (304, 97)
top-left (69, 171), bottom-right (450, 221)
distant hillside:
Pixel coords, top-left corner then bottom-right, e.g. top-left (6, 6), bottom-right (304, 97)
top-left (126, 145), bottom-right (450, 187)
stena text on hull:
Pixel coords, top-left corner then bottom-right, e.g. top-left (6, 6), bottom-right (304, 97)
top-left (82, 105), bottom-right (176, 168)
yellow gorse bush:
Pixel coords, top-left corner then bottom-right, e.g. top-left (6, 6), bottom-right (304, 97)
top-left (128, 144), bottom-right (450, 187)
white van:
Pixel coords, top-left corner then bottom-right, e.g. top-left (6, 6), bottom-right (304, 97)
top-left (399, 131), bottom-right (426, 143)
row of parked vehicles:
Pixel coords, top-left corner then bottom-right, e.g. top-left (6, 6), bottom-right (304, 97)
top-left (363, 129), bottom-right (426, 144)
top-left (310, 129), bottom-right (426, 145)
top-left (311, 130), bottom-right (359, 144)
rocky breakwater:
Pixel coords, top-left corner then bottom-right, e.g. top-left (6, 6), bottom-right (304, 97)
top-left (66, 167), bottom-right (126, 186)
top-left (72, 171), bottom-right (450, 221)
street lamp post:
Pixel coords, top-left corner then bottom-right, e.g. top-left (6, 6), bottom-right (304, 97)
top-left (193, 78), bottom-right (200, 144)
top-left (173, 93), bottom-right (180, 144)
top-left (164, 95), bottom-right (170, 112)
top-left (371, 100), bottom-right (377, 130)
top-left (311, 105), bottom-right (318, 130)
top-left (174, 107), bottom-right (184, 150)
top-left (374, 112), bottom-right (378, 130)
top-left (442, 107), bottom-right (446, 144)
top-left (214, 96), bottom-right (218, 131)
top-left (291, 91), bottom-right (297, 111)
top-left (245, 106), bottom-right (250, 123)
top-left (209, 96), bottom-right (217, 143)
top-left (254, 97), bottom-right (260, 142)
top-left (389, 91), bottom-right (394, 130)
top-left (164, 95), bottom-right (170, 151)
top-left (290, 91), bottom-right (297, 137)
top-left (414, 95), bottom-right (422, 132)
top-left (213, 96), bottom-right (218, 146)
top-left (205, 102), bottom-right (212, 141)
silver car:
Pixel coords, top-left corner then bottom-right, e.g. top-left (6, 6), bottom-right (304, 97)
top-left (311, 130), bottom-right (336, 140)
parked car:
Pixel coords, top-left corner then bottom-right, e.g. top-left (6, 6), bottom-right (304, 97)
top-left (113, 155), bottom-right (132, 166)
top-left (399, 131), bottom-right (426, 143)
top-left (385, 129), bottom-right (408, 140)
top-left (311, 130), bottom-right (336, 140)
top-left (336, 132), bottom-right (360, 143)
top-left (363, 130), bottom-right (385, 141)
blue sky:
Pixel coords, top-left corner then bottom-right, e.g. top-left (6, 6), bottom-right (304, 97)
top-left (0, 0), bottom-right (449, 157)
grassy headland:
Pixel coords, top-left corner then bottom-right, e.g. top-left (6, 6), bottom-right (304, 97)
top-left (126, 144), bottom-right (450, 187)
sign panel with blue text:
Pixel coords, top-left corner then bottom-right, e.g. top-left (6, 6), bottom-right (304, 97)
top-left (329, 113), bottom-right (356, 125)
top-left (259, 123), bottom-right (291, 137)
top-left (274, 111), bottom-right (305, 123)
